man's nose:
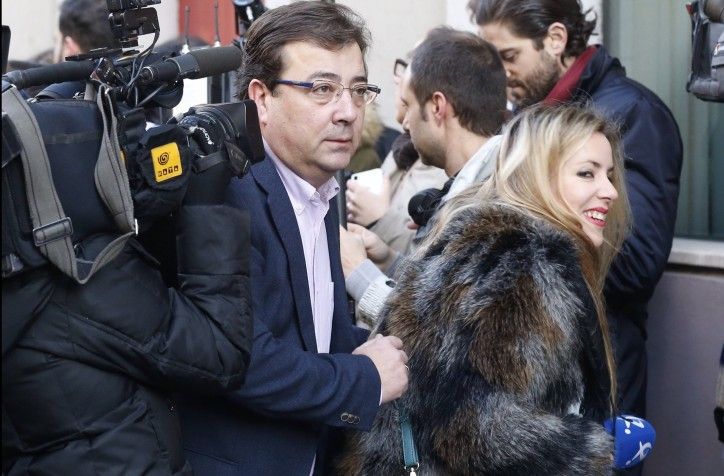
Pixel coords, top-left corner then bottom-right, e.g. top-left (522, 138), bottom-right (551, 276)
top-left (332, 89), bottom-right (360, 123)
top-left (401, 112), bottom-right (410, 132)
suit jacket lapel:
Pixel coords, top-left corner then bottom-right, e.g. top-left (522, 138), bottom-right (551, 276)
top-left (252, 158), bottom-right (318, 353)
top-left (326, 197), bottom-right (355, 353)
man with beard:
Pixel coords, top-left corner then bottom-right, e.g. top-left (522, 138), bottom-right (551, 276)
top-left (340, 26), bottom-right (507, 323)
top-left (469, 1), bottom-right (683, 472)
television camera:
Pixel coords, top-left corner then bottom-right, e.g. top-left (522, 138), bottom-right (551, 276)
top-left (1, 0), bottom-right (265, 289)
top-left (687, 0), bottom-right (724, 101)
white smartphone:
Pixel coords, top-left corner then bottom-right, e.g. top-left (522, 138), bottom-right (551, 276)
top-left (350, 168), bottom-right (384, 195)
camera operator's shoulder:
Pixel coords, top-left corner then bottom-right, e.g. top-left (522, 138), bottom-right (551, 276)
top-left (225, 173), bottom-right (261, 210)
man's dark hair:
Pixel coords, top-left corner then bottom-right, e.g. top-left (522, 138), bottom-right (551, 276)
top-left (236, 2), bottom-right (370, 99)
top-left (468, 0), bottom-right (596, 59)
top-left (236, 1), bottom-right (370, 100)
top-left (59, 0), bottom-right (119, 53)
top-left (409, 26), bottom-right (507, 137)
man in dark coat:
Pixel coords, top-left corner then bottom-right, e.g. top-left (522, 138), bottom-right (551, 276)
top-left (178, 3), bottom-right (409, 475)
top-left (471, 0), bottom-right (683, 472)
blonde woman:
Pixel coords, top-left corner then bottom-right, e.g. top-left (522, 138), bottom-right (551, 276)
top-left (339, 104), bottom-right (631, 475)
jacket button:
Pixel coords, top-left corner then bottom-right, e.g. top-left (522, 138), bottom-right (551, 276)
top-left (353, 415), bottom-right (360, 424)
top-left (340, 412), bottom-right (350, 422)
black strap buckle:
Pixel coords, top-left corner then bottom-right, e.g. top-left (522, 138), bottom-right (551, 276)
top-left (33, 217), bottom-right (73, 246)
top-left (2, 253), bottom-right (25, 278)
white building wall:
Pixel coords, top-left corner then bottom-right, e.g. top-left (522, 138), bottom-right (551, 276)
top-left (340, 0), bottom-right (446, 129)
top-left (2, 0), bottom-right (61, 62)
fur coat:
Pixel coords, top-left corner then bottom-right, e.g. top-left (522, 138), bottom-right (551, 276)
top-left (339, 204), bottom-right (614, 475)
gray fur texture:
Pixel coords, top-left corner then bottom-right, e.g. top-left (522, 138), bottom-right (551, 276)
top-left (338, 204), bottom-right (613, 475)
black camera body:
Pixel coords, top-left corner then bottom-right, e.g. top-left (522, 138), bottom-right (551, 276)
top-left (107, 0), bottom-right (162, 49)
top-left (687, 0), bottom-right (724, 102)
top-left (1, 0), bottom-right (265, 281)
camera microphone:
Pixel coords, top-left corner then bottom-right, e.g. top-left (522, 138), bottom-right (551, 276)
top-left (139, 46), bottom-right (242, 84)
top-left (3, 60), bottom-right (96, 90)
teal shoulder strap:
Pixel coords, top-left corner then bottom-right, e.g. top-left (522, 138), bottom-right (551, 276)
top-left (399, 408), bottom-right (420, 475)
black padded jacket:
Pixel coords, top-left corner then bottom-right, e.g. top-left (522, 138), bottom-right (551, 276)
top-left (2, 204), bottom-right (252, 475)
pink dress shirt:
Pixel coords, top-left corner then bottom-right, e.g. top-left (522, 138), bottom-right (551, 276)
top-left (266, 145), bottom-right (339, 354)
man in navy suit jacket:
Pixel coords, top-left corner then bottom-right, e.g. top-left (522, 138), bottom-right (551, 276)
top-left (179, 3), bottom-right (410, 474)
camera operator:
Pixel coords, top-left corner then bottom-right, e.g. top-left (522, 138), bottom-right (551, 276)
top-left (2, 134), bottom-right (253, 475)
top-left (2, 113), bottom-right (253, 473)
top-left (2, 9), bottom-right (255, 472)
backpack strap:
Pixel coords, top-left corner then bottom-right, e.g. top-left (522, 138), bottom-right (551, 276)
top-left (2, 84), bottom-right (135, 284)
top-left (93, 84), bottom-right (136, 235)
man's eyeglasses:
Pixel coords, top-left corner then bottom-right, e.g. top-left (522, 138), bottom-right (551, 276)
top-left (273, 79), bottom-right (381, 106)
top-left (393, 58), bottom-right (408, 78)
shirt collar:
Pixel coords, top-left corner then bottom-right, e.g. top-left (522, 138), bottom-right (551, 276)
top-left (445, 135), bottom-right (502, 201)
top-left (264, 140), bottom-right (340, 215)
top-left (544, 45), bottom-right (599, 105)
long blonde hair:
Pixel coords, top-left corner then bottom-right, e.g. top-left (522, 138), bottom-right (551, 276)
top-left (421, 104), bottom-right (631, 408)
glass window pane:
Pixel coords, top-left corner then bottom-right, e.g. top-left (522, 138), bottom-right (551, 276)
top-left (604, 0), bottom-right (724, 240)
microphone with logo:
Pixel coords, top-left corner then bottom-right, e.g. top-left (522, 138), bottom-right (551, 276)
top-left (603, 415), bottom-right (656, 470)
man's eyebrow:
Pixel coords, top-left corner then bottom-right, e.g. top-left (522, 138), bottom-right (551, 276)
top-left (306, 71), bottom-right (340, 82)
top-left (306, 71), bottom-right (368, 84)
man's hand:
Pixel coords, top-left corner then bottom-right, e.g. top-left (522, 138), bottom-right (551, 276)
top-left (346, 175), bottom-right (391, 226)
top-left (345, 223), bottom-right (398, 273)
top-left (353, 334), bottom-right (409, 404)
